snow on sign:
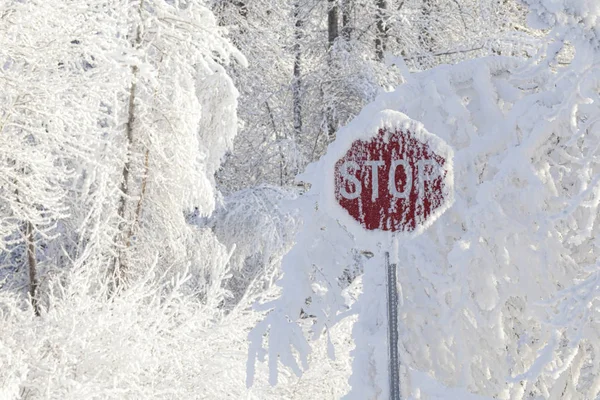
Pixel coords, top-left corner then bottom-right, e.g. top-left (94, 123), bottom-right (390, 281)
top-left (333, 115), bottom-right (453, 234)
top-left (321, 111), bottom-right (453, 399)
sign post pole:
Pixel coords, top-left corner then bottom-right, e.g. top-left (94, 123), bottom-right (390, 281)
top-left (385, 251), bottom-right (401, 400)
top-left (329, 113), bottom-right (454, 398)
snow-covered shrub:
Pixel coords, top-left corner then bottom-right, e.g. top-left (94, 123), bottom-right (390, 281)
top-left (209, 185), bottom-right (301, 309)
top-left (0, 262), bottom-right (232, 399)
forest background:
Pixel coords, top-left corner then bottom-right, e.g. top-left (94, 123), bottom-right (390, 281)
top-left (2, 0), bottom-right (600, 398)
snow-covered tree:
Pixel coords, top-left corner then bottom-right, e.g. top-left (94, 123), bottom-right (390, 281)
top-left (1, 0), bottom-right (246, 299)
top-left (500, 0), bottom-right (600, 397)
top-left (247, 0), bottom-right (600, 398)
top-left (208, 184), bottom-right (301, 309)
top-left (0, 0), bottom-right (131, 311)
top-left (104, 0), bottom-right (247, 289)
top-left (216, 0), bottom-right (534, 195)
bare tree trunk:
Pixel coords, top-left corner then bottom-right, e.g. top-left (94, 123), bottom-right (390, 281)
top-left (328, 0), bottom-right (339, 50)
top-left (418, 0), bottom-right (435, 55)
top-left (326, 0), bottom-right (339, 138)
top-left (341, 0), bottom-right (351, 40)
top-left (375, 0), bottom-right (388, 61)
top-left (25, 221), bottom-right (40, 316)
top-left (114, 65), bottom-right (138, 288)
top-left (14, 185), bottom-right (40, 316)
top-left (125, 149), bottom-right (149, 249)
top-left (292, 1), bottom-right (303, 137)
top-left (113, 1), bottom-right (144, 289)
top-left (265, 101), bottom-right (286, 186)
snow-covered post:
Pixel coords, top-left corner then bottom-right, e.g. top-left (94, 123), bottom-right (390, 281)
top-left (326, 111), bottom-right (454, 398)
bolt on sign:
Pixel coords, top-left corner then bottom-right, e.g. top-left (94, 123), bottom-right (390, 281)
top-left (334, 124), bottom-right (452, 234)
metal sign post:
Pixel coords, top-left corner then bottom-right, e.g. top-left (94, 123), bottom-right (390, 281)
top-left (329, 115), bottom-right (454, 398)
top-left (385, 251), bottom-right (401, 400)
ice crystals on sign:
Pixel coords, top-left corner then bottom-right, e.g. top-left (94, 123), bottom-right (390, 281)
top-left (334, 127), bottom-right (451, 232)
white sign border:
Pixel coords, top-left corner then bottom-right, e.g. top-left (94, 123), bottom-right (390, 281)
top-left (303, 109), bottom-right (455, 242)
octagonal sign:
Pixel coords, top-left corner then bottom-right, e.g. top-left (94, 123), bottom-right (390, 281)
top-left (332, 113), bottom-right (453, 235)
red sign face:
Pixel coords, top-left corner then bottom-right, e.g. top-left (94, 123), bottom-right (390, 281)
top-left (334, 127), bottom-right (450, 232)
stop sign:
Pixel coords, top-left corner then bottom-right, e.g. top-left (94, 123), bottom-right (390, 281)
top-left (333, 123), bottom-right (453, 234)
